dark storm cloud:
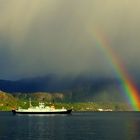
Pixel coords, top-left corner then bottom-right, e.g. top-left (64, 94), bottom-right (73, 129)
top-left (0, 0), bottom-right (140, 80)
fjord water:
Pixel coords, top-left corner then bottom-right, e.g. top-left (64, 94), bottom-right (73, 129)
top-left (0, 112), bottom-right (140, 140)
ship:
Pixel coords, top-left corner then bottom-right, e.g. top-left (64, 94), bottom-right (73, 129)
top-left (12, 99), bottom-right (72, 114)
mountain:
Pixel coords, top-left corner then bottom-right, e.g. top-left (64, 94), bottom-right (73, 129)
top-left (0, 75), bottom-right (120, 92)
top-left (0, 75), bottom-right (127, 102)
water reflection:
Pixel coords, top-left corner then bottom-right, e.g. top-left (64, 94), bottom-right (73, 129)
top-left (124, 114), bottom-right (140, 140)
top-left (1, 112), bottom-right (140, 140)
top-left (16, 114), bottom-right (69, 117)
top-left (13, 113), bottom-right (72, 140)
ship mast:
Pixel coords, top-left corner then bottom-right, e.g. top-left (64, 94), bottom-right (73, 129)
top-left (29, 98), bottom-right (32, 108)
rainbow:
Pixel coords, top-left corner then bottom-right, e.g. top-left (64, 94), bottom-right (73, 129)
top-left (90, 28), bottom-right (140, 111)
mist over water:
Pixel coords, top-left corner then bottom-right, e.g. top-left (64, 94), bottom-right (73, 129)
top-left (0, 0), bottom-right (140, 80)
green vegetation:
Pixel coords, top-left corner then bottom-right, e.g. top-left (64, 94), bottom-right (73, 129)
top-left (0, 91), bottom-right (18, 111)
top-left (0, 91), bottom-right (131, 111)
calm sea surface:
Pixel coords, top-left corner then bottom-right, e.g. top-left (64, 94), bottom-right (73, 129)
top-left (0, 112), bottom-right (140, 140)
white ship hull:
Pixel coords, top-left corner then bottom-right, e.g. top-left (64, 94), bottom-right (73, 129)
top-left (12, 109), bottom-right (72, 114)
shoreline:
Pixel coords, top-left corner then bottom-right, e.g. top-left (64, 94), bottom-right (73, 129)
top-left (0, 102), bottom-right (132, 112)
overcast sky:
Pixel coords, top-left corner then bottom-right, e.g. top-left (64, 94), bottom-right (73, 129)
top-left (0, 0), bottom-right (140, 80)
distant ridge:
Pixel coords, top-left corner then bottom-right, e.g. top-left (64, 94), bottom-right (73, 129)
top-left (0, 75), bottom-right (121, 93)
top-left (1, 75), bottom-right (135, 102)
